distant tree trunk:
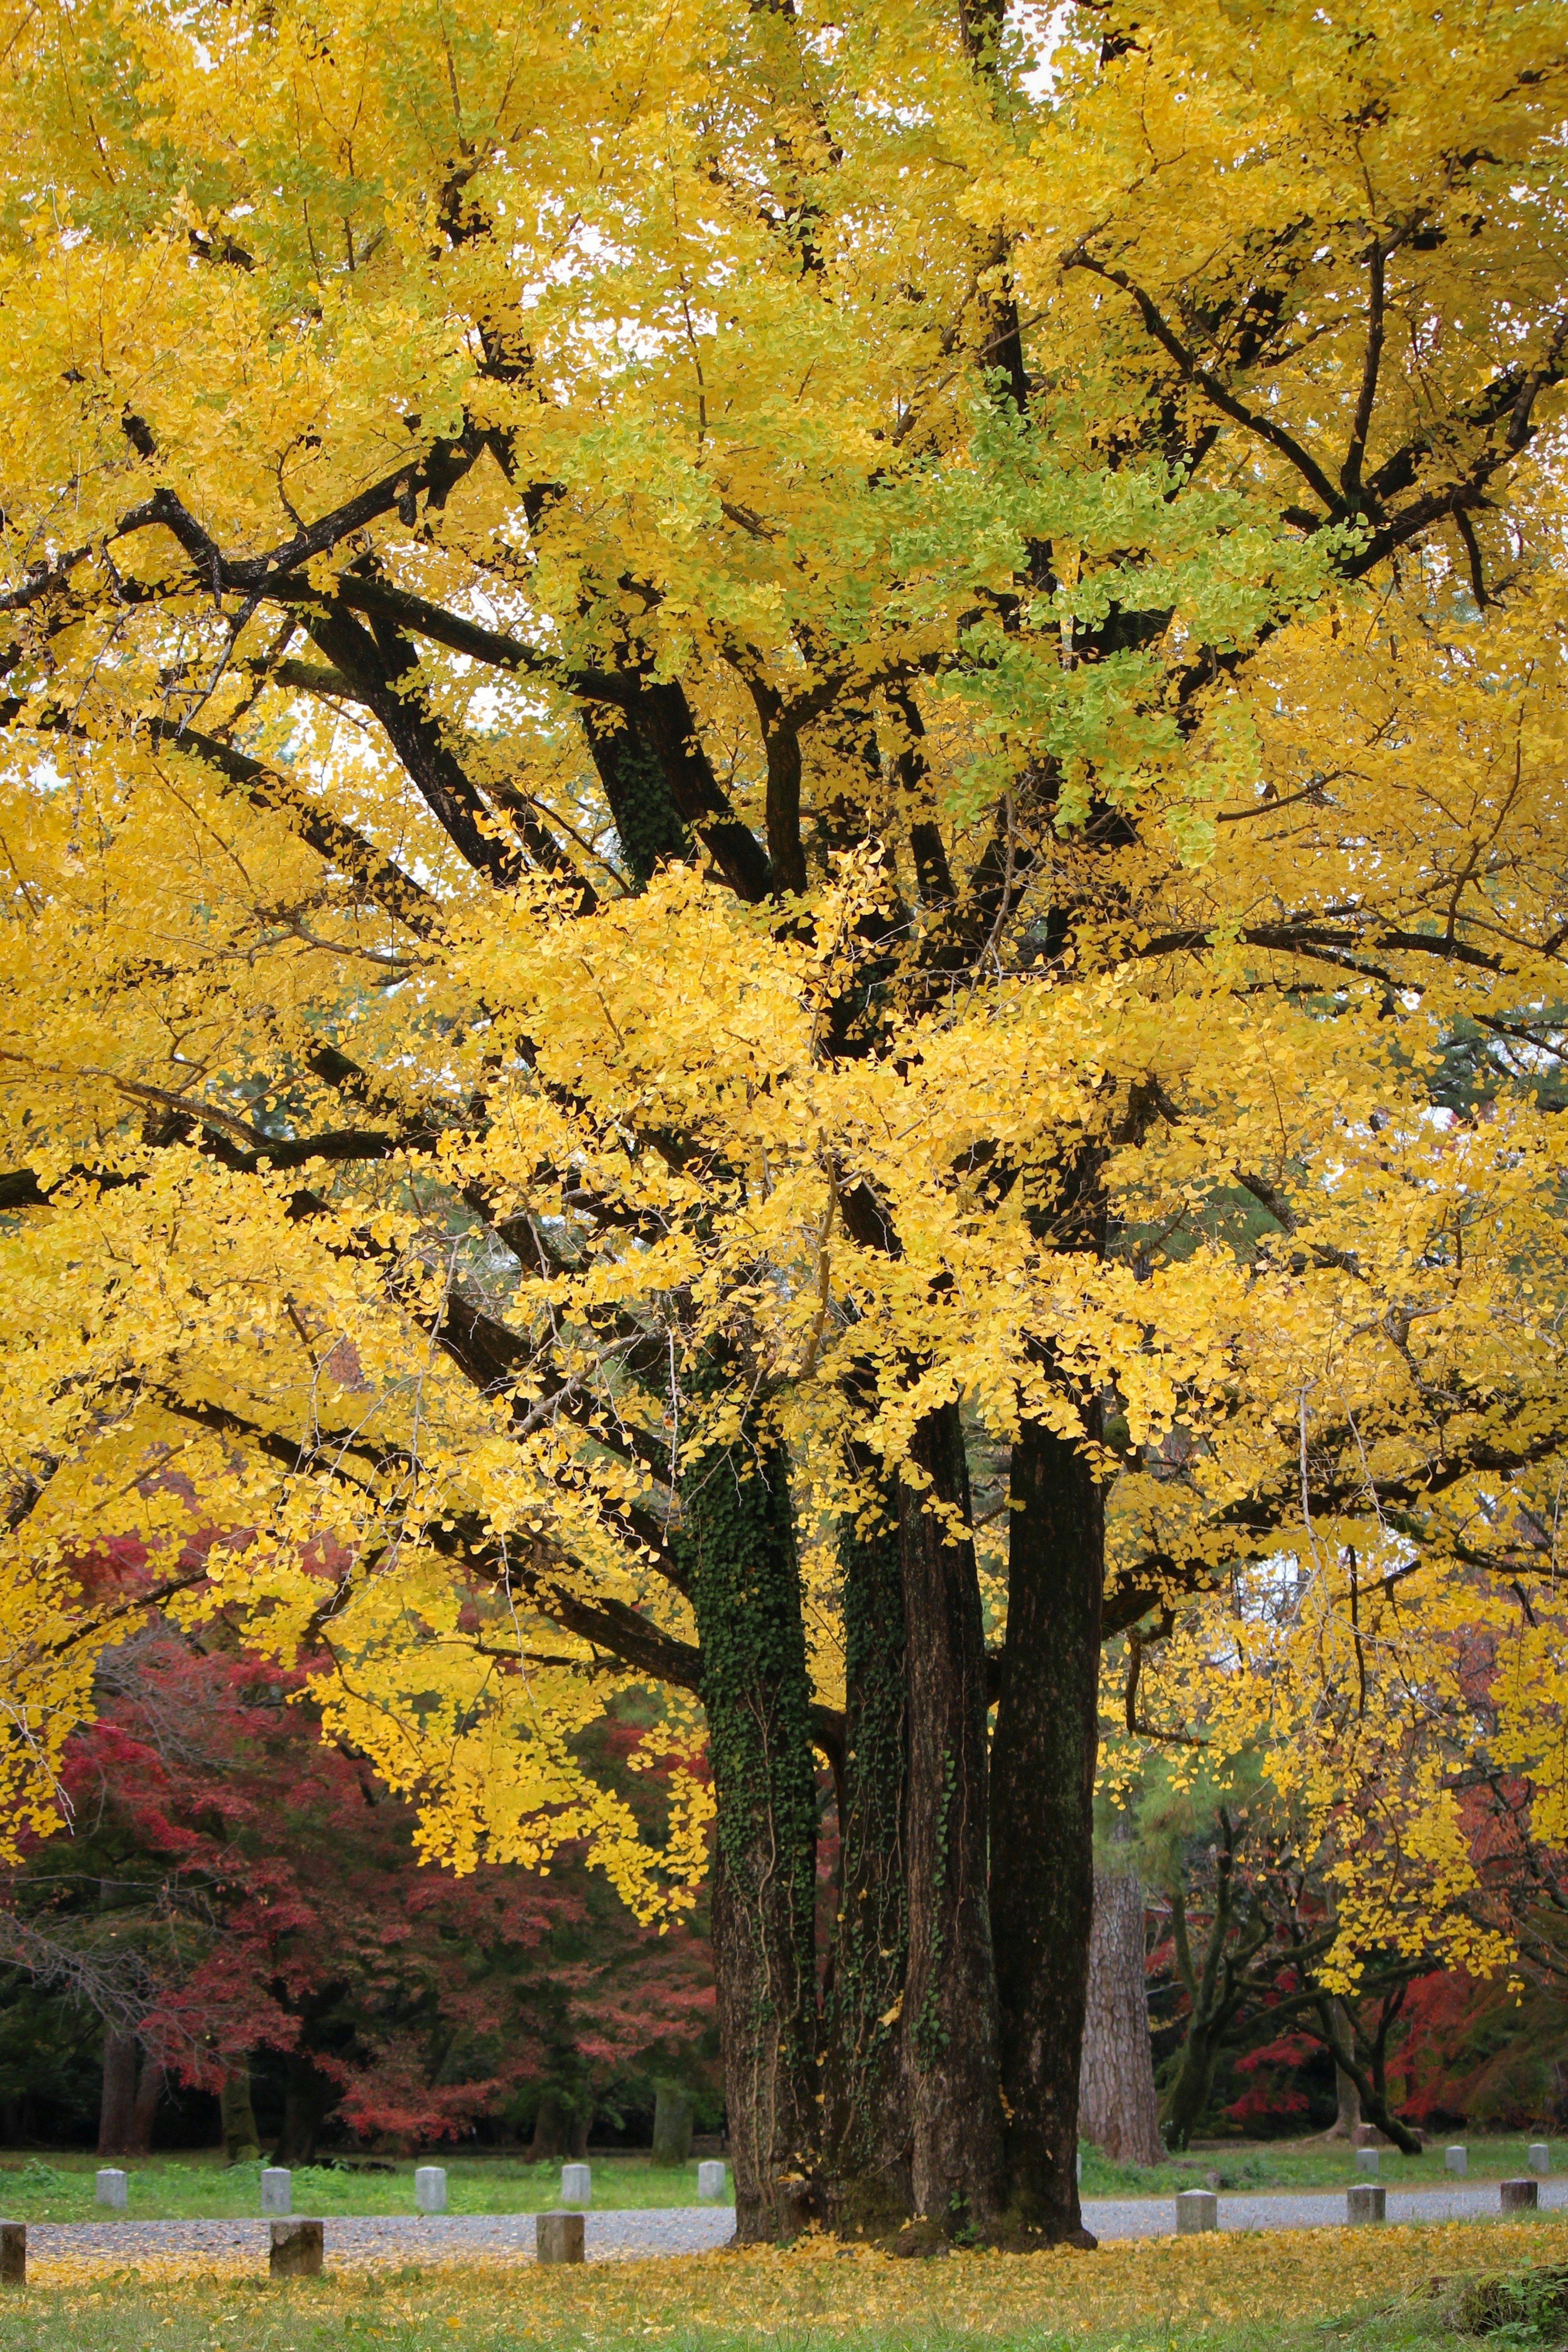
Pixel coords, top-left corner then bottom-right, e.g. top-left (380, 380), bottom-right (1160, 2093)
top-left (128, 2056), bottom-right (164, 2155)
top-left (272, 2047), bottom-right (339, 2165)
top-left (1078, 1845), bottom-right (1162, 2167)
top-left (1327, 2002), bottom-right (1362, 2138)
top-left (220, 2064), bottom-right (261, 2163)
top-left (529, 2089), bottom-right (568, 2162)
top-left (97, 2029), bottom-right (138, 2157)
top-left (821, 1460), bottom-right (911, 2238)
top-left (566, 2102), bottom-right (590, 2160)
top-left (677, 1392), bottom-right (818, 2245)
top-left (897, 1401), bottom-right (1004, 2246)
top-left (652, 2085), bottom-right (694, 2167)
top-left (990, 1410), bottom-right (1104, 2241)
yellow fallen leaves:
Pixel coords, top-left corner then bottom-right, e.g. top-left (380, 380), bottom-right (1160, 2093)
top-left (27, 2218), bottom-right (1568, 2338)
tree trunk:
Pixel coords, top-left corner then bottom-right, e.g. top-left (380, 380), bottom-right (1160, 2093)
top-left (1313, 1998), bottom-right (1421, 2155)
top-left (220, 2064), bottom-right (261, 2163)
top-left (128, 2056), bottom-right (163, 2155)
top-left (1327, 2002), bottom-right (1362, 2138)
top-left (529, 2089), bottom-right (568, 2162)
top-left (897, 1401), bottom-right (1004, 2244)
top-left (272, 2047), bottom-right (339, 2165)
top-left (989, 1412), bottom-right (1103, 2243)
top-left (652, 2084), bottom-right (694, 2167)
top-left (1078, 1848), bottom-right (1161, 2167)
top-left (678, 1398), bottom-right (818, 2243)
top-left (1162, 2020), bottom-right (1225, 2150)
top-left (97, 2028), bottom-right (138, 2158)
top-left (821, 1464), bottom-right (912, 2238)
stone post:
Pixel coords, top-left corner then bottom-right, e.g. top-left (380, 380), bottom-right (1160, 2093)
top-left (260, 2168), bottom-right (291, 2216)
top-left (1175, 2190), bottom-right (1218, 2233)
top-left (0, 2222), bottom-right (24, 2285)
top-left (697, 2162), bottom-right (727, 2201)
top-left (537, 2211), bottom-right (586, 2263)
top-left (414, 2167), bottom-right (447, 2215)
top-left (95, 2169), bottom-right (127, 2209)
top-left (1501, 2178), bottom-right (1539, 2213)
top-left (269, 2218), bottom-right (323, 2278)
top-left (1347, 2185), bottom-right (1385, 2224)
top-left (1356, 2149), bottom-right (1379, 2177)
top-left (1529, 2144), bottom-right (1550, 2176)
top-left (1445, 2147), bottom-right (1467, 2177)
top-left (560, 2163), bottom-right (590, 2206)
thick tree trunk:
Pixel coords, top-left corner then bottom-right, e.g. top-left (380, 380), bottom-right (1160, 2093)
top-left (1078, 1849), bottom-right (1161, 2167)
top-left (220, 2064), bottom-right (261, 2163)
top-left (98, 2028), bottom-right (138, 2158)
top-left (678, 1400), bottom-right (818, 2243)
top-left (897, 1401), bottom-right (1004, 2244)
top-left (821, 1464), bottom-right (912, 2238)
top-left (989, 1412), bottom-right (1103, 2244)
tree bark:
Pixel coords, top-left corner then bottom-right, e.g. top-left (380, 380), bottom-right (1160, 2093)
top-left (272, 2046), bottom-right (339, 2165)
top-left (1327, 2002), bottom-right (1362, 2138)
top-left (678, 1399), bottom-right (818, 2243)
top-left (97, 2028), bottom-right (138, 2158)
top-left (652, 2084), bottom-right (694, 2167)
top-left (989, 1412), bottom-right (1103, 2243)
top-left (1078, 1847), bottom-right (1161, 2167)
top-left (821, 1462), bottom-right (912, 2237)
top-left (128, 2055), bottom-right (164, 2155)
top-left (529, 2088), bottom-right (568, 2162)
top-left (897, 1401), bottom-right (1004, 2244)
top-left (220, 2064), bottom-right (261, 2163)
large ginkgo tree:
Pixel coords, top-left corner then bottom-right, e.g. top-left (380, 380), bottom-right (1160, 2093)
top-left (1, 0), bottom-right (1564, 2247)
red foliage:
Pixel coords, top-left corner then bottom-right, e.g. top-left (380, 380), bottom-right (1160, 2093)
top-left (9, 1609), bottom-right (715, 2144)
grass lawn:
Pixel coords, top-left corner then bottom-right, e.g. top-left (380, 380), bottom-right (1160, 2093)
top-left (0, 2138), bottom-right (1550, 2225)
top-left (0, 2152), bottom-right (728, 2222)
top-left (4, 2216), bottom-right (1568, 2352)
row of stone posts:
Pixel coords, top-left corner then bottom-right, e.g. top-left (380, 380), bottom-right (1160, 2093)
top-left (91, 2158), bottom-right (730, 2213)
top-left (1175, 2173), bottom-right (1550, 2234)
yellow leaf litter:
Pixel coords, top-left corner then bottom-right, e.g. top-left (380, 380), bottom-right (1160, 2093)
top-left (26, 2220), bottom-right (1568, 2335)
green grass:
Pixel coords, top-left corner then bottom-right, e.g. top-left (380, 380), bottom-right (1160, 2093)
top-left (0, 2136), bottom-right (1549, 2223)
top-left (1078, 2134), bottom-right (1557, 2200)
top-left (0, 2151), bottom-right (729, 2222)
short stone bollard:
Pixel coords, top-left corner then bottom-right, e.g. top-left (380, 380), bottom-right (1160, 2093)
top-left (1356, 2148), bottom-right (1380, 2178)
top-left (270, 2218), bottom-right (323, 2279)
top-left (1445, 2146), bottom-right (1468, 2177)
top-left (415, 2166), bottom-right (447, 2215)
top-left (537, 2210), bottom-right (586, 2264)
top-left (697, 2161), bottom-right (726, 2201)
top-left (1176, 2190), bottom-right (1218, 2234)
top-left (1530, 2143), bottom-right (1551, 2176)
top-left (95, 2169), bottom-right (127, 2210)
top-left (1347, 2185), bottom-right (1386, 2225)
top-left (1501, 2178), bottom-right (1539, 2214)
top-left (560, 2163), bottom-right (591, 2207)
top-left (260, 2168), bottom-right (291, 2216)
top-left (0, 2221), bottom-right (24, 2285)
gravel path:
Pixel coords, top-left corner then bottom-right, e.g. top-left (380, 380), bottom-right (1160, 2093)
top-left (20, 2181), bottom-right (1568, 2274)
top-left (26, 2207), bottom-right (737, 2274)
top-left (1081, 2181), bottom-right (1568, 2241)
